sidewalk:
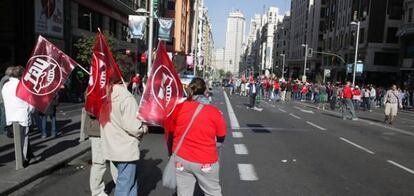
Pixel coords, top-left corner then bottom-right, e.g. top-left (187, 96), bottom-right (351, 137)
top-left (0, 104), bottom-right (90, 195)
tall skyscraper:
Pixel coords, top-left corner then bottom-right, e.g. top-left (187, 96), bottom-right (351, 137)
top-left (224, 10), bottom-right (245, 75)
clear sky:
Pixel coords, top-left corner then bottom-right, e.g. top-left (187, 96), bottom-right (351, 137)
top-left (205, 0), bottom-right (291, 49)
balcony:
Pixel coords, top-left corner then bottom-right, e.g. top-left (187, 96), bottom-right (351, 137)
top-left (397, 23), bottom-right (414, 37)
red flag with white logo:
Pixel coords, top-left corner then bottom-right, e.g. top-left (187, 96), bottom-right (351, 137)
top-left (16, 36), bottom-right (78, 113)
top-left (138, 41), bottom-right (184, 126)
top-left (85, 31), bottom-right (123, 120)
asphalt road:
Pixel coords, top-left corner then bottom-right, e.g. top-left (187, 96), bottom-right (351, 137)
top-left (14, 88), bottom-right (414, 196)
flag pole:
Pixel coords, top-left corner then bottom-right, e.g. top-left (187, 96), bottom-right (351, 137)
top-left (77, 64), bottom-right (91, 75)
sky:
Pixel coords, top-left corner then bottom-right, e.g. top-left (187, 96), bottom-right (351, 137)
top-left (205, 0), bottom-right (291, 49)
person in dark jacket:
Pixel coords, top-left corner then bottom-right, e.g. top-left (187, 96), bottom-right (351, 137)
top-left (39, 94), bottom-right (59, 138)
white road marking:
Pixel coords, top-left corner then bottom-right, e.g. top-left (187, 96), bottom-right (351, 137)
top-left (294, 106), bottom-right (314, 114)
top-left (298, 102), bottom-right (414, 137)
top-left (289, 113), bottom-right (301, 119)
top-left (306, 121), bottom-right (327, 131)
top-left (223, 91), bottom-right (240, 129)
top-left (234, 127), bottom-right (307, 132)
top-left (279, 108), bottom-right (287, 113)
top-left (387, 160), bottom-right (414, 175)
top-left (232, 132), bottom-right (244, 138)
top-left (234, 144), bottom-right (249, 155)
top-left (238, 164), bottom-right (259, 181)
top-left (339, 137), bottom-right (375, 154)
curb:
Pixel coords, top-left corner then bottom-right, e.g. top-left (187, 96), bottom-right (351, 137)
top-left (0, 140), bottom-right (91, 195)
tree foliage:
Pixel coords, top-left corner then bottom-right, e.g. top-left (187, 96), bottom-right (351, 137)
top-left (74, 31), bottom-right (122, 66)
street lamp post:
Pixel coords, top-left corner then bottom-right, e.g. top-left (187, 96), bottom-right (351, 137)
top-left (301, 44), bottom-right (308, 82)
top-left (148, 0), bottom-right (154, 76)
top-left (351, 21), bottom-right (360, 87)
top-left (135, 2), bottom-right (154, 76)
top-left (280, 54), bottom-right (286, 80)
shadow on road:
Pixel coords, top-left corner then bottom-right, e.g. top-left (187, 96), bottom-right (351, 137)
top-left (138, 149), bottom-right (163, 196)
top-left (246, 124), bottom-right (271, 133)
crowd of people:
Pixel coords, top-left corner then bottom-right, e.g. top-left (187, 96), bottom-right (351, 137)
top-left (227, 74), bottom-right (410, 124)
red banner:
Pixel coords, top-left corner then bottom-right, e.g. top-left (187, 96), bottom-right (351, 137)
top-left (16, 36), bottom-right (78, 113)
top-left (138, 42), bottom-right (184, 126)
top-left (85, 31), bottom-right (123, 119)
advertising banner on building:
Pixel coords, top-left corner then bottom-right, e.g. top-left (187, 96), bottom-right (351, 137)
top-left (128, 15), bottom-right (147, 39)
top-left (158, 18), bottom-right (174, 41)
top-left (34, 0), bottom-right (64, 38)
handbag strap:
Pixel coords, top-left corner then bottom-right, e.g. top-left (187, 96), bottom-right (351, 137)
top-left (173, 103), bottom-right (204, 155)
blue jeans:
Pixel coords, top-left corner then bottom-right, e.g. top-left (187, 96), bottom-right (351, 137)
top-left (0, 103), bottom-right (6, 134)
top-left (41, 114), bottom-right (57, 136)
top-left (114, 161), bottom-right (138, 196)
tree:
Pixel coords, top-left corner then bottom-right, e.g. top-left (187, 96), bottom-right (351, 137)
top-left (225, 71), bottom-right (232, 78)
top-left (74, 31), bottom-right (122, 66)
top-left (218, 69), bottom-right (225, 78)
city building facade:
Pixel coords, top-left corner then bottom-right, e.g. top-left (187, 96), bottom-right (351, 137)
top-left (224, 10), bottom-right (245, 75)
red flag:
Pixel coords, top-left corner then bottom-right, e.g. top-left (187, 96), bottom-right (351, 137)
top-left (85, 31), bottom-right (123, 120)
top-left (138, 42), bottom-right (184, 126)
top-left (16, 36), bottom-right (78, 113)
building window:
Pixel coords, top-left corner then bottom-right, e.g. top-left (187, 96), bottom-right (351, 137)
top-left (109, 18), bottom-right (117, 37)
top-left (374, 52), bottom-right (399, 66)
top-left (167, 0), bottom-right (175, 10)
top-left (386, 27), bottom-right (399, 43)
top-left (409, 8), bottom-right (413, 23)
top-left (121, 24), bottom-right (128, 41)
top-left (78, 5), bottom-right (92, 31)
top-left (388, 0), bottom-right (403, 20)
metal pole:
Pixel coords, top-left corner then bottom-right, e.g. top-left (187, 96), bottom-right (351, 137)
top-left (304, 44), bottom-right (308, 77)
top-left (147, 0), bottom-right (154, 76)
top-left (193, 0), bottom-right (200, 77)
top-left (13, 122), bottom-right (23, 170)
top-left (352, 21), bottom-right (360, 87)
top-left (282, 54), bottom-right (285, 79)
top-left (79, 107), bottom-right (87, 142)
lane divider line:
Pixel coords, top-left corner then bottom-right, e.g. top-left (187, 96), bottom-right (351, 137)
top-left (294, 106), bottom-right (314, 114)
top-left (279, 108), bottom-right (287, 113)
top-left (234, 144), bottom-right (249, 155)
top-left (387, 160), bottom-right (414, 175)
top-left (223, 91), bottom-right (240, 129)
top-left (289, 113), bottom-right (301, 119)
top-left (238, 164), bottom-right (259, 181)
top-left (306, 121), bottom-right (327, 131)
top-left (339, 137), bottom-right (375, 154)
top-left (232, 132), bottom-right (244, 138)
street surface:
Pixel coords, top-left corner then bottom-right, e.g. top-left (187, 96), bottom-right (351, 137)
top-left (14, 87), bottom-right (414, 196)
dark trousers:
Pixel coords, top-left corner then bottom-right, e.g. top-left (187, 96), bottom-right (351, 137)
top-left (249, 93), bottom-right (257, 108)
top-left (330, 97), bottom-right (337, 110)
top-left (363, 97), bottom-right (371, 111)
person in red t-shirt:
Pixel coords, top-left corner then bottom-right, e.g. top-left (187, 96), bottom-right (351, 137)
top-left (131, 73), bottom-right (141, 95)
top-left (341, 81), bottom-right (357, 120)
top-left (165, 78), bottom-right (226, 196)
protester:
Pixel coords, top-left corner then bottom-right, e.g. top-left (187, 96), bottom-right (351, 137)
top-left (370, 85), bottom-right (377, 110)
top-left (165, 78), bottom-right (227, 196)
top-left (0, 66), bottom-right (13, 135)
top-left (39, 94), bottom-right (59, 138)
top-left (131, 73), bottom-right (141, 96)
top-left (85, 108), bottom-right (117, 196)
top-left (341, 81), bottom-right (357, 120)
top-left (383, 84), bottom-right (402, 125)
top-left (317, 84), bottom-right (328, 110)
top-left (100, 60), bottom-right (148, 196)
top-left (248, 79), bottom-right (259, 109)
top-left (2, 66), bottom-right (39, 166)
top-left (362, 85), bottom-right (371, 112)
top-left (352, 86), bottom-right (362, 110)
